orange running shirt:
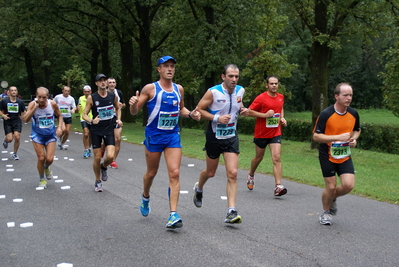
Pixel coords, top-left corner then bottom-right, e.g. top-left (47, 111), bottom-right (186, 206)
top-left (313, 105), bottom-right (360, 163)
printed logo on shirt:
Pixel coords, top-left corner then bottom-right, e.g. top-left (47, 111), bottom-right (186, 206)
top-left (237, 96), bottom-right (242, 103)
top-left (95, 101), bottom-right (100, 106)
top-left (217, 99), bottom-right (226, 103)
top-left (173, 100), bottom-right (178, 106)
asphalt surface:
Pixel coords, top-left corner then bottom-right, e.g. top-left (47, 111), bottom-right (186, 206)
top-left (1, 120), bottom-right (398, 267)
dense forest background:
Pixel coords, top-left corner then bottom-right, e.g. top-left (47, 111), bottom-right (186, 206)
top-left (1, 0), bottom-right (399, 122)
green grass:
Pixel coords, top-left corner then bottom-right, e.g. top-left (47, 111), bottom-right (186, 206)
top-left (72, 114), bottom-right (399, 205)
top-left (285, 109), bottom-right (399, 125)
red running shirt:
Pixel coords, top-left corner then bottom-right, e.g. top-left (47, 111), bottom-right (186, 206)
top-left (249, 92), bottom-right (284, 138)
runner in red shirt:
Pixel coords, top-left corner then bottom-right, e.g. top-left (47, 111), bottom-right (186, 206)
top-left (247, 76), bottom-right (288, 196)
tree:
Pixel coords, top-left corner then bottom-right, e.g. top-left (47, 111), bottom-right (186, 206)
top-left (381, 45), bottom-right (399, 117)
top-left (285, 0), bottom-right (391, 147)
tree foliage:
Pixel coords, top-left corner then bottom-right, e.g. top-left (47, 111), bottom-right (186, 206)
top-left (0, 0), bottom-right (398, 121)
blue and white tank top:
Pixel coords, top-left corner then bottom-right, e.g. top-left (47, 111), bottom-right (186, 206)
top-left (145, 81), bottom-right (181, 136)
top-left (31, 100), bottom-right (55, 136)
top-left (207, 83), bottom-right (245, 139)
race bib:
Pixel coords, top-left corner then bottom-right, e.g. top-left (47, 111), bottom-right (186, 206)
top-left (97, 105), bottom-right (114, 120)
top-left (59, 107), bottom-right (69, 114)
top-left (158, 111), bottom-right (179, 130)
top-left (38, 115), bottom-right (53, 129)
top-left (266, 113), bottom-right (280, 128)
top-left (7, 103), bottom-right (19, 113)
top-left (216, 122), bottom-right (236, 139)
top-left (330, 141), bottom-right (351, 159)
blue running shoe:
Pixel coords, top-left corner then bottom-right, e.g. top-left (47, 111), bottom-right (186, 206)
top-left (140, 198), bottom-right (150, 217)
top-left (166, 212), bottom-right (183, 229)
top-left (83, 150), bottom-right (89, 158)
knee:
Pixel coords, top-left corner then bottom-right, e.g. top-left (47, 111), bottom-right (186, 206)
top-left (146, 170), bottom-right (157, 180)
top-left (37, 155), bottom-right (45, 162)
top-left (325, 184), bottom-right (336, 193)
top-left (14, 135), bottom-right (20, 142)
top-left (272, 156), bottom-right (281, 165)
top-left (227, 169), bottom-right (238, 180)
top-left (254, 155), bottom-right (264, 162)
top-left (342, 182), bottom-right (355, 192)
top-left (169, 168), bottom-right (180, 179)
top-left (205, 169), bottom-right (216, 178)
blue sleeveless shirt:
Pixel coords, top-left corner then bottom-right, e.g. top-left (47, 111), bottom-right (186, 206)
top-left (145, 81), bottom-right (181, 137)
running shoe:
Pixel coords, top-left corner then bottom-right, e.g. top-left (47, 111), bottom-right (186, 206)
top-left (11, 153), bottom-right (19, 160)
top-left (329, 198), bottom-right (337, 215)
top-left (44, 167), bottom-right (53, 180)
top-left (224, 210), bottom-right (242, 224)
top-left (274, 184), bottom-right (287, 196)
top-left (61, 145), bottom-right (67, 150)
top-left (3, 138), bottom-right (8, 149)
top-left (83, 150), bottom-right (89, 158)
top-left (110, 161), bottom-right (119, 169)
top-left (140, 198), bottom-right (151, 217)
top-left (247, 174), bottom-right (254, 190)
top-left (166, 212), bottom-right (183, 229)
top-left (88, 148), bottom-right (92, 157)
top-left (95, 180), bottom-right (103, 192)
top-left (193, 182), bottom-right (203, 208)
top-left (39, 179), bottom-right (47, 189)
top-left (319, 211), bottom-right (332, 225)
top-left (100, 163), bottom-right (108, 181)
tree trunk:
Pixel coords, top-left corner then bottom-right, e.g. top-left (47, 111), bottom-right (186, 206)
top-left (137, 6), bottom-right (153, 126)
top-left (120, 33), bottom-right (135, 122)
top-left (101, 22), bottom-right (111, 77)
top-left (89, 47), bottom-right (100, 89)
top-left (310, 0), bottom-right (330, 149)
top-left (25, 48), bottom-right (36, 97)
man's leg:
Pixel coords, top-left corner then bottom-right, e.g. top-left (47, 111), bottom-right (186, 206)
top-left (322, 176), bottom-right (337, 211)
top-left (13, 131), bottom-right (21, 154)
top-left (249, 145), bottom-right (266, 176)
top-left (103, 145), bottom-right (115, 168)
top-left (4, 132), bottom-right (13, 144)
top-left (44, 141), bottom-right (56, 167)
top-left (336, 173), bottom-right (355, 197)
top-left (61, 123), bottom-right (72, 145)
top-left (269, 143), bottom-right (282, 184)
top-left (198, 155), bottom-right (220, 190)
top-left (32, 141), bottom-right (46, 176)
top-left (113, 127), bottom-right (122, 161)
top-left (223, 152), bottom-right (239, 208)
top-left (142, 147), bottom-right (161, 198)
top-left (164, 147), bottom-right (182, 211)
top-left (82, 127), bottom-right (90, 150)
top-left (92, 148), bottom-right (103, 181)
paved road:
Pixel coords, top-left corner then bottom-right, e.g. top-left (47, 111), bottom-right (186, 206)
top-left (1, 121), bottom-right (398, 267)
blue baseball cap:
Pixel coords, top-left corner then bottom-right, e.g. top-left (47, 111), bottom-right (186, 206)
top-left (157, 56), bottom-right (176, 66)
